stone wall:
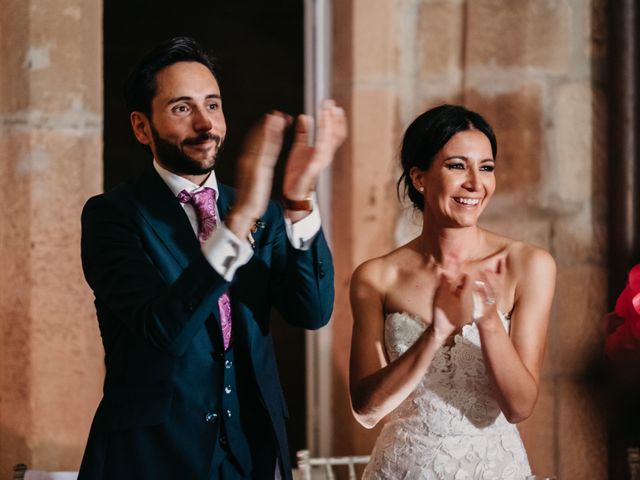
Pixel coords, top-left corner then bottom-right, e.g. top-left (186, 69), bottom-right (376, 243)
top-left (0, 0), bottom-right (104, 473)
top-left (0, 0), bottom-right (610, 477)
top-left (331, 1), bottom-right (608, 478)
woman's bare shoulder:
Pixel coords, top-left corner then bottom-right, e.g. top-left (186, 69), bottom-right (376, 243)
top-left (487, 232), bottom-right (556, 278)
top-left (351, 241), bottom-right (418, 290)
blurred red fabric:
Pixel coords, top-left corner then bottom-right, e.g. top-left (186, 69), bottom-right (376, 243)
top-left (605, 264), bottom-right (640, 384)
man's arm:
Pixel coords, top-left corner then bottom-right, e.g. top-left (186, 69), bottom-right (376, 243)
top-left (266, 101), bottom-right (345, 328)
top-left (226, 101), bottom-right (346, 244)
top-left (281, 100), bottom-right (347, 221)
top-left (266, 202), bottom-right (335, 330)
top-left (256, 101), bottom-right (344, 329)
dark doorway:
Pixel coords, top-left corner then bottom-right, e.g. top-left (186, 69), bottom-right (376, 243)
top-left (104, 0), bottom-right (306, 462)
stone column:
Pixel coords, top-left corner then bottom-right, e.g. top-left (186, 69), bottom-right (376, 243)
top-left (331, 0), bottom-right (402, 456)
top-left (0, 0), bottom-right (104, 473)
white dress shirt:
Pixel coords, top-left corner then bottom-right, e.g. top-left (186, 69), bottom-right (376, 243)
top-left (153, 160), bottom-right (321, 282)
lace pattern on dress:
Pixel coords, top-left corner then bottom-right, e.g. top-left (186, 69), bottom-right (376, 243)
top-left (363, 312), bottom-right (531, 480)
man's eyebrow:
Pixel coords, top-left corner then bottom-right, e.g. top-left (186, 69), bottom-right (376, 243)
top-left (166, 94), bottom-right (221, 104)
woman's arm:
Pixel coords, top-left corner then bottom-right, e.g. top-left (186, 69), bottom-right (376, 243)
top-left (349, 262), bottom-right (456, 428)
top-left (475, 247), bottom-right (556, 423)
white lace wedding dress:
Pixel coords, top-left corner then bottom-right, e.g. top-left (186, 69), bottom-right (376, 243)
top-left (362, 312), bottom-right (531, 480)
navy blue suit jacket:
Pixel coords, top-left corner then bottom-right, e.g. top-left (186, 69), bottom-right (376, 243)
top-left (78, 167), bottom-right (334, 479)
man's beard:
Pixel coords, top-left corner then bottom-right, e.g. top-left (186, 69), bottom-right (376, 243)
top-left (150, 124), bottom-right (224, 176)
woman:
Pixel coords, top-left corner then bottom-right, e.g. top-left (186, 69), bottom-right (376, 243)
top-left (349, 105), bottom-right (556, 479)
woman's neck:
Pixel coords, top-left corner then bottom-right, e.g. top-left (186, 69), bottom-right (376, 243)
top-left (419, 225), bottom-right (484, 270)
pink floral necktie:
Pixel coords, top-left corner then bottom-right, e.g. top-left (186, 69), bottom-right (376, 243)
top-left (177, 188), bottom-right (232, 350)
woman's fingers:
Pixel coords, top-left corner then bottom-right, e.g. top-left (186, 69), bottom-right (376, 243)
top-left (476, 272), bottom-right (497, 304)
top-left (470, 272), bottom-right (497, 321)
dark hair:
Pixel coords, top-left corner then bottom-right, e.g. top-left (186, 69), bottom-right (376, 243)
top-left (398, 104), bottom-right (497, 210)
top-left (124, 36), bottom-right (219, 115)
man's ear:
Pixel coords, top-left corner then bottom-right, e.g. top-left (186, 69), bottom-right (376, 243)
top-left (130, 111), bottom-right (152, 145)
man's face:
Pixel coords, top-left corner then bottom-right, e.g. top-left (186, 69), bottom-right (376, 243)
top-left (142, 61), bottom-right (227, 177)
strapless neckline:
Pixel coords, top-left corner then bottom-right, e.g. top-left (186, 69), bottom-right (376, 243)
top-left (384, 310), bottom-right (511, 348)
top-left (384, 310), bottom-right (512, 321)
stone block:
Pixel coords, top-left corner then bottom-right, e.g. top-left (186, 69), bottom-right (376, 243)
top-left (29, 0), bottom-right (103, 115)
top-left (330, 85), bottom-right (397, 461)
top-left (553, 265), bottom-right (607, 376)
top-left (557, 379), bottom-right (608, 479)
top-left (330, 85), bottom-right (398, 459)
top-left (418, 0), bottom-right (465, 78)
top-left (331, 0), bottom-right (354, 90)
top-left (465, 85), bottom-right (543, 196)
top-left (350, 87), bottom-right (398, 265)
top-left (417, 83), bottom-right (465, 109)
top-left (0, 127), bottom-right (103, 471)
top-left (518, 378), bottom-right (555, 476)
top-left (540, 83), bottom-right (594, 212)
top-left (552, 207), bottom-right (607, 265)
top-left (353, 0), bottom-right (399, 82)
top-left (0, 0), bottom-right (102, 116)
top-left (588, 86), bottom-right (608, 205)
top-left (329, 90), bottom-right (354, 394)
top-left (477, 215), bottom-right (551, 251)
top-left (0, 129), bottom-right (34, 471)
top-left (0, 1), bottom-right (31, 113)
top-left (406, 98), bottom-right (466, 126)
top-left (465, 0), bottom-right (572, 73)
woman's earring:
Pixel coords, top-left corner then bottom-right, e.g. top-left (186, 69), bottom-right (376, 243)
top-left (418, 186), bottom-right (424, 193)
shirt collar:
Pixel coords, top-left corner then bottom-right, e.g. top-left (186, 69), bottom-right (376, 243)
top-left (153, 159), bottom-right (219, 197)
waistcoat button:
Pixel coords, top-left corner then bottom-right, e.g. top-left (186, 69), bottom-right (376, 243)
top-left (205, 412), bottom-right (218, 424)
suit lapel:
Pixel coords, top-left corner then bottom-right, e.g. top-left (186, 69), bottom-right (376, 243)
top-left (134, 167), bottom-right (201, 270)
top-left (134, 168), bottom-right (227, 346)
top-left (215, 183), bottom-right (233, 223)
top-left (133, 176), bottom-right (268, 353)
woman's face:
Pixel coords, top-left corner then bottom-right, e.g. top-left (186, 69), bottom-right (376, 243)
top-left (413, 129), bottom-right (496, 228)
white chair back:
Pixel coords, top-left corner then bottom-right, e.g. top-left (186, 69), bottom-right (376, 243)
top-left (13, 464), bottom-right (78, 480)
top-left (296, 449), bottom-right (370, 480)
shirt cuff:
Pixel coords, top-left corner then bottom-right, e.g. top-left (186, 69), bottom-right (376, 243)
top-left (201, 226), bottom-right (254, 281)
top-left (284, 195), bottom-right (322, 251)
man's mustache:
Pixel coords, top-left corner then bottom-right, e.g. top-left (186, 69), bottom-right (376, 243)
top-left (183, 133), bottom-right (223, 145)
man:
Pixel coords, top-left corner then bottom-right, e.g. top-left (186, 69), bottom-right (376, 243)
top-left (78, 36), bottom-right (345, 480)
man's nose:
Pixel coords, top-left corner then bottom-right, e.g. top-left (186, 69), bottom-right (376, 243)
top-left (192, 107), bottom-right (213, 132)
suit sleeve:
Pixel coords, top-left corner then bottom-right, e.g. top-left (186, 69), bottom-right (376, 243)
top-left (267, 202), bottom-right (335, 330)
top-left (81, 194), bottom-right (229, 357)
